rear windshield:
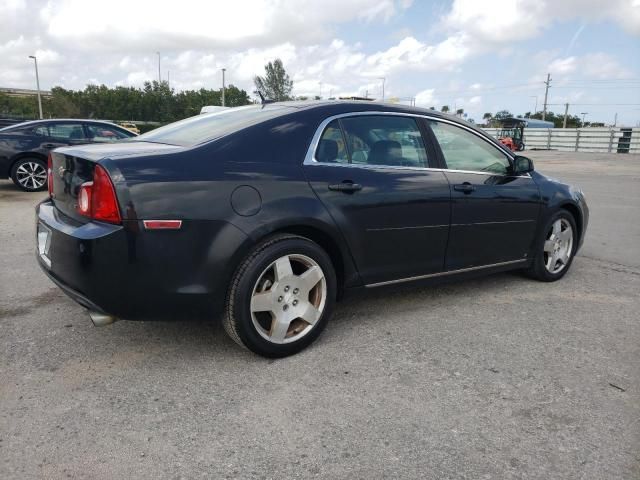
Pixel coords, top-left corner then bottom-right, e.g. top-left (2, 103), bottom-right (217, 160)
top-left (135, 105), bottom-right (295, 147)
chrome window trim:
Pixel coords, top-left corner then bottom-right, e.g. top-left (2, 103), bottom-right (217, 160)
top-left (303, 111), bottom-right (531, 178)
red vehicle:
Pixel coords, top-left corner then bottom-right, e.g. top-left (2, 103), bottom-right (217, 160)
top-left (498, 117), bottom-right (553, 152)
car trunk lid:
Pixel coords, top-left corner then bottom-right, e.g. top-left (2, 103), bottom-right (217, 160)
top-left (49, 141), bottom-right (183, 222)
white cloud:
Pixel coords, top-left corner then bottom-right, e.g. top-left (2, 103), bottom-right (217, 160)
top-left (41, 0), bottom-right (411, 52)
top-left (445, 0), bottom-right (640, 42)
top-left (414, 88), bottom-right (437, 107)
top-left (0, 0), bottom-right (638, 125)
top-left (548, 53), bottom-right (632, 79)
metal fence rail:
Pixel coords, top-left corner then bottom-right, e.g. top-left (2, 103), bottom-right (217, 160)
top-left (483, 127), bottom-right (640, 153)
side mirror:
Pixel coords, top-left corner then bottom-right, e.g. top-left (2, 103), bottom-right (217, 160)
top-left (513, 155), bottom-right (534, 174)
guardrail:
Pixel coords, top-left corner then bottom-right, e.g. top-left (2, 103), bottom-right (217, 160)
top-left (483, 127), bottom-right (640, 154)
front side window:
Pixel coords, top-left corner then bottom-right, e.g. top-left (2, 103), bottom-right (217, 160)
top-left (315, 115), bottom-right (428, 168)
top-left (429, 121), bottom-right (511, 175)
top-left (86, 125), bottom-right (129, 142)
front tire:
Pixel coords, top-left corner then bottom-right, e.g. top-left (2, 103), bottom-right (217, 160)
top-left (11, 157), bottom-right (48, 192)
top-left (224, 234), bottom-right (336, 357)
top-left (525, 210), bottom-right (577, 282)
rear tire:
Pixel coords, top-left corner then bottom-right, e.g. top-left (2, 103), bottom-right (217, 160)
top-left (525, 210), bottom-right (577, 282)
top-left (224, 234), bottom-right (336, 358)
top-left (11, 157), bottom-right (48, 192)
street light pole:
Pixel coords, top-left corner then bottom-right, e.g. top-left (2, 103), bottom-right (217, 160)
top-left (580, 112), bottom-right (588, 125)
top-left (378, 77), bottom-right (386, 101)
top-left (221, 68), bottom-right (226, 107)
top-left (28, 55), bottom-right (43, 119)
top-left (156, 52), bottom-right (161, 83)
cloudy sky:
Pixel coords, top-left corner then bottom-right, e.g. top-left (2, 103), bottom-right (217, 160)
top-left (1, 0), bottom-right (639, 124)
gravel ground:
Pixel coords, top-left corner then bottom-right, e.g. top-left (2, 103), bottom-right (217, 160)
top-left (1, 151), bottom-right (638, 479)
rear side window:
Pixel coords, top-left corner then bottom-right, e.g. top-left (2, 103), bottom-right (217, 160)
top-left (48, 123), bottom-right (86, 141)
top-left (316, 120), bottom-right (349, 164)
top-left (315, 115), bottom-right (428, 168)
top-left (32, 126), bottom-right (49, 136)
top-left (429, 121), bottom-right (511, 175)
top-left (136, 105), bottom-right (295, 146)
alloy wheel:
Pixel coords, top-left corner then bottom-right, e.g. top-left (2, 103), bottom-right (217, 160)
top-left (543, 218), bottom-right (573, 274)
top-left (250, 254), bottom-right (327, 344)
top-left (16, 161), bottom-right (47, 190)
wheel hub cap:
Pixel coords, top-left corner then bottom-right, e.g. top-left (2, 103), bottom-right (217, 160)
top-left (543, 218), bottom-right (574, 274)
top-left (16, 162), bottom-right (47, 190)
top-left (250, 254), bottom-right (327, 344)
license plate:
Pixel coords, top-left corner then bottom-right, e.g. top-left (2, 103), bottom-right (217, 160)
top-left (37, 222), bottom-right (52, 268)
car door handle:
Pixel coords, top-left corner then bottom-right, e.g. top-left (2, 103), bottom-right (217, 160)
top-left (453, 183), bottom-right (475, 194)
top-left (328, 182), bottom-right (363, 193)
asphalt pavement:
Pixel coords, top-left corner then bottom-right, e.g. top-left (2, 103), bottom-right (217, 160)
top-left (1, 151), bottom-right (638, 479)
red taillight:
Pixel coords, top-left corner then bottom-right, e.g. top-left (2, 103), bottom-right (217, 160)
top-left (47, 153), bottom-right (53, 197)
top-left (76, 165), bottom-right (121, 224)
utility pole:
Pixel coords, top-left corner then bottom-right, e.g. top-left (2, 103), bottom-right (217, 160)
top-left (167, 70), bottom-right (170, 89)
top-left (156, 52), bottom-right (161, 83)
top-left (562, 103), bottom-right (569, 128)
top-left (28, 55), bottom-right (43, 119)
top-left (319, 81), bottom-right (322, 99)
top-left (378, 77), bottom-right (386, 101)
top-left (221, 68), bottom-right (226, 106)
top-left (542, 73), bottom-right (551, 121)
top-left (613, 112), bottom-right (617, 127)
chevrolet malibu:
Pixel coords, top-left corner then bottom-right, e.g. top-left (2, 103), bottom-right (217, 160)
top-left (36, 102), bottom-right (588, 357)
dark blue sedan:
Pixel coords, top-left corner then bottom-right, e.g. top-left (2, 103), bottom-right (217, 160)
top-left (35, 102), bottom-right (588, 357)
top-left (0, 119), bottom-right (135, 191)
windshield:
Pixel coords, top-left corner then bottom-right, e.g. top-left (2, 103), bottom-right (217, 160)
top-left (135, 105), bottom-right (295, 147)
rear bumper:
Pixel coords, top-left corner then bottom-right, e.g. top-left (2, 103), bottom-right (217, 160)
top-left (35, 200), bottom-right (249, 320)
top-left (39, 263), bottom-right (109, 314)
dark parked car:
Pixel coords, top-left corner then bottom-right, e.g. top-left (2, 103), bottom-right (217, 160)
top-left (1, 119), bottom-right (136, 191)
top-left (35, 102), bottom-right (588, 357)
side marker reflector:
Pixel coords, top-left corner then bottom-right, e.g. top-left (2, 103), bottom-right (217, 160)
top-left (143, 220), bottom-right (182, 230)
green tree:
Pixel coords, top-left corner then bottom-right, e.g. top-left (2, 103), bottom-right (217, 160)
top-left (440, 105), bottom-right (450, 113)
top-left (0, 83), bottom-right (251, 123)
top-left (494, 110), bottom-right (513, 121)
top-left (527, 110), bottom-right (583, 128)
top-left (254, 59), bottom-right (293, 101)
top-left (456, 108), bottom-right (464, 117)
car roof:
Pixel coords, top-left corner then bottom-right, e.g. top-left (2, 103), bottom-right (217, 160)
top-left (266, 100), bottom-right (483, 135)
top-left (269, 99), bottom-right (470, 123)
top-left (0, 119), bottom-right (127, 131)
